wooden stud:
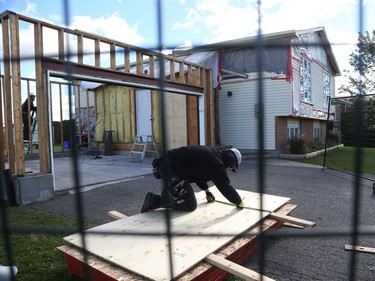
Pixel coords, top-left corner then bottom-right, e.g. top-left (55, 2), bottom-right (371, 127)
top-left (136, 51), bottom-right (142, 75)
top-left (170, 58), bottom-right (176, 81)
top-left (110, 43), bottom-right (116, 69)
top-left (178, 62), bottom-right (184, 82)
top-left (107, 211), bottom-right (127, 220)
top-left (35, 21), bottom-right (50, 173)
top-left (95, 39), bottom-right (100, 67)
top-left (78, 34), bottom-right (83, 64)
top-left (269, 212), bottom-right (316, 228)
top-left (10, 13), bottom-right (25, 176)
top-left (124, 47), bottom-right (130, 73)
top-left (1, 16), bottom-right (15, 174)
top-left (149, 55), bottom-right (154, 78)
top-left (344, 245), bottom-right (375, 254)
top-left (205, 254), bottom-right (275, 281)
top-left (58, 28), bottom-right (65, 60)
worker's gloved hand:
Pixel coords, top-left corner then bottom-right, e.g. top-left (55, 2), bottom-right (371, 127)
top-left (237, 200), bottom-right (245, 209)
top-left (205, 189), bottom-right (215, 203)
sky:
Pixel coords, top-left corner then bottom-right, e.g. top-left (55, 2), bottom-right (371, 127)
top-left (1, 0), bottom-right (375, 97)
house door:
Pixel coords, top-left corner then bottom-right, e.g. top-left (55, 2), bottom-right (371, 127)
top-left (136, 90), bottom-right (152, 136)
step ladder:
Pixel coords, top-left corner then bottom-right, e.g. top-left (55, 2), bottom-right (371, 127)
top-left (25, 113), bottom-right (38, 154)
top-left (129, 135), bottom-right (159, 161)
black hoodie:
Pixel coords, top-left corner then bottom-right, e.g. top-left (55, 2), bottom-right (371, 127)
top-left (164, 145), bottom-right (242, 205)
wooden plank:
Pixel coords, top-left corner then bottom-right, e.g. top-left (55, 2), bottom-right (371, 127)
top-left (10, 13), bottom-right (25, 176)
top-left (269, 212), bottom-right (315, 228)
top-left (63, 189), bottom-right (290, 281)
top-left (1, 16), bottom-right (13, 172)
top-left (205, 254), bottom-right (275, 281)
top-left (95, 39), bottom-right (100, 67)
top-left (344, 245), bottom-right (375, 254)
top-left (283, 222), bottom-right (305, 229)
top-left (108, 211), bottom-right (127, 220)
top-left (78, 34), bottom-right (83, 64)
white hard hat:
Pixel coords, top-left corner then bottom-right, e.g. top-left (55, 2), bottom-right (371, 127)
top-left (230, 148), bottom-right (242, 169)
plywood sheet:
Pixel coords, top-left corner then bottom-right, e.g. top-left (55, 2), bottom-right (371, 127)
top-left (63, 188), bottom-right (290, 281)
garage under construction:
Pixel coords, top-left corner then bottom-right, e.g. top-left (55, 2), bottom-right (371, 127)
top-left (0, 10), bottom-right (213, 203)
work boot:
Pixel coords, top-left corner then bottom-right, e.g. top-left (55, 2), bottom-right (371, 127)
top-left (141, 192), bottom-right (162, 213)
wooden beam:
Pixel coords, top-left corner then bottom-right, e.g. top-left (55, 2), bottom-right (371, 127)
top-left (269, 212), bottom-right (316, 228)
top-left (35, 22), bottom-right (51, 173)
top-left (94, 39), bottom-right (100, 67)
top-left (107, 211), bottom-right (127, 220)
top-left (344, 245), bottom-right (375, 254)
top-left (77, 34), bottom-right (83, 64)
top-left (205, 254), bottom-right (275, 281)
top-left (58, 28), bottom-right (65, 60)
top-left (124, 47), bottom-right (130, 73)
top-left (1, 16), bottom-right (15, 173)
top-left (41, 58), bottom-right (204, 94)
top-left (110, 43), bottom-right (116, 69)
top-left (10, 13), bottom-right (25, 176)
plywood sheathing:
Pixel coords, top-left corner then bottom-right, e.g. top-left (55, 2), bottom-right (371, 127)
top-left (58, 203), bottom-right (297, 281)
top-left (62, 189), bottom-right (291, 280)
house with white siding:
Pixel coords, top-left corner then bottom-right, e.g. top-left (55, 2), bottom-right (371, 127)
top-left (173, 27), bottom-right (341, 156)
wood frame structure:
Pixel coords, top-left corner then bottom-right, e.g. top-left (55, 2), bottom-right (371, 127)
top-left (0, 10), bottom-right (213, 178)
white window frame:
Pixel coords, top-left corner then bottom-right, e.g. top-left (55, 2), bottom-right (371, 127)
top-left (288, 125), bottom-right (300, 139)
top-left (300, 56), bottom-right (312, 103)
top-left (323, 73), bottom-right (332, 108)
top-left (313, 122), bottom-right (321, 140)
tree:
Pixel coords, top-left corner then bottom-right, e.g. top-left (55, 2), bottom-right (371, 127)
top-left (339, 31), bottom-right (375, 96)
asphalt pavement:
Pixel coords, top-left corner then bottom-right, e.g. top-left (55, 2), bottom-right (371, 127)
top-left (27, 154), bottom-right (375, 281)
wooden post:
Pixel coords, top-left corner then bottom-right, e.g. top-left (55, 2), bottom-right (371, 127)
top-left (110, 43), bottom-right (116, 69)
top-left (169, 58), bottom-right (175, 81)
top-left (0, 69), bottom-right (4, 171)
top-left (1, 16), bottom-right (15, 174)
top-left (77, 34), bottom-right (83, 64)
top-left (124, 47), bottom-right (130, 73)
top-left (178, 62), bottom-right (184, 83)
top-left (149, 55), bottom-right (155, 78)
top-left (204, 68), bottom-right (213, 146)
top-left (34, 22), bottom-right (51, 173)
top-left (10, 13), bottom-right (25, 176)
top-left (58, 28), bottom-right (65, 61)
top-left (94, 39), bottom-right (100, 67)
top-left (136, 51), bottom-right (143, 75)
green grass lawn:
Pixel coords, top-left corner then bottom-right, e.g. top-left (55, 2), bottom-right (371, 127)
top-left (0, 207), bottom-right (92, 281)
top-left (297, 146), bottom-right (375, 175)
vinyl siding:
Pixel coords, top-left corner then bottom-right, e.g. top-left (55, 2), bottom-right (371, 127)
top-left (219, 78), bottom-right (291, 150)
top-left (311, 63), bottom-right (325, 111)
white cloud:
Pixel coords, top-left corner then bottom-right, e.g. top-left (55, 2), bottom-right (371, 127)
top-left (19, 0), bottom-right (37, 15)
top-left (170, 0), bottom-right (365, 91)
top-left (70, 12), bottom-right (144, 46)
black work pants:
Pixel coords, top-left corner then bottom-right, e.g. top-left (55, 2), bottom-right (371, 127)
top-left (157, 156), bottom-right (197, 212)
top-left (22, 113), bottom-right (30, 140)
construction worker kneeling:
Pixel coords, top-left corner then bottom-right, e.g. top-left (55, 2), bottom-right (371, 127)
top-left (141, 145), bottom-right (244, 213)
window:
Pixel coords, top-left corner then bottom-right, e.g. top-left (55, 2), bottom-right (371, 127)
top-left (323, 73), bottom-right (331, 108)
top-left (300, 56), bottom-right (312, 102)
top-left (288, 126), bottom-right (300, 139)
top-left (313, 122), bottom-right (321, 140)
